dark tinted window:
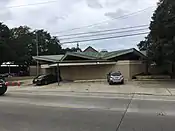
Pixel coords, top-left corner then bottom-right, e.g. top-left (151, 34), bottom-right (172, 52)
top-left (111, 72), bottom-right (121, 76)
top-left (37, 75), bottom-right (46, 79)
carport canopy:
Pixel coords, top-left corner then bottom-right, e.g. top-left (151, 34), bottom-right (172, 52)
top-left (41, 62), bottom-right (117, 68)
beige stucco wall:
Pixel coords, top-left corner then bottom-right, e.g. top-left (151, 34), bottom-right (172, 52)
top-left (43, 68), bottom-right (55, 75)
top-left (29, 66), bottom-right (37, 76)
top-left (129, 60), bottom-right (146, 79)
top-left (60, 65), bottom-right (114, 81)
top-left (29, 66), bottom-right (56, 76)
top-left (60, 60), bottom-right (137, 81)
top-left (38, 60), bottom-right (145, 81)
top-left (29, 66), bottom-right (42, 76)
top-left (115, 61), bottom-right (130, 80)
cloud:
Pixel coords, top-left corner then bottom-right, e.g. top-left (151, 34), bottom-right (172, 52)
top-left (105, 9), bottom-right (128, 19)
top-left (1, 0), bottom-right (158, 51)
top-left (0, 0), bottom-right (13, 21)
top-left (86, 0), bottom-right (103, 9)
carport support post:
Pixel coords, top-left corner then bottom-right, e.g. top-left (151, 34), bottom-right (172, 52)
top-left (8, 65), bottom-right (11, 74)
top-left (57, 63), bottom-right (60, 85)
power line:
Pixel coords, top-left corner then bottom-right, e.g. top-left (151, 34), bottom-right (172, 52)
top-left (59, 28), bottom-right (149, 40)
top-left (2, 2), bottom-right (155, 38)
top-left (3, 0), bottom-right (58, 9)
top-left (55, 6), bottom-right (155, 34)
top-left (60, 32), bottom-right (149, 44)
top-left (57, 24), bottom-right (149, 37)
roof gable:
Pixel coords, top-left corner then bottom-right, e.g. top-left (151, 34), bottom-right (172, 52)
top-left (83, 46), bottom-right (98, 53)
top-left (103, 48), bottom-right (146, 60)
top-left (60, 52), bottom-right (98, 61)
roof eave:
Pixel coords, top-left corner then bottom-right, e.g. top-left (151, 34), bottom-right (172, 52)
top-left (103, 49), bottom-right (133, 60)
top-left (32, 56), bottom-right (60, 63)
top-left (103, 48), bottom-right (147, 60)
top-left (60, 52), bottom-right (98, 61)
top-left (132, 48), bottom-right (147, 59)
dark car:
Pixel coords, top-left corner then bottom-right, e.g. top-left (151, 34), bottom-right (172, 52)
top-left (0, 73), bottom-right (9, 78)
top-left (33, 74), bottom-right (57, 85)
top-left (0, 79), bottom-right (7, 96)
top-left (107, 71), bottom-right (124, 85)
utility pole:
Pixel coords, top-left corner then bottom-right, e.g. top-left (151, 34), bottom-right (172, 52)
top-left (57, 63), bottom-right (60, 86)
top-left (36, 31), bottom-right (39, 76)
top-left (76, 42), bottom-right (81, 52)
top-left (57, 41), bottom-right (62, 86)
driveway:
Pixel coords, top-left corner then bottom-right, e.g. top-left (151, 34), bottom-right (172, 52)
top-left (8, 80), bottom-right (175, 96)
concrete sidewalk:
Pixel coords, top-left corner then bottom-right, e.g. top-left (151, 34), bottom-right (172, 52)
top-left (7, 81), bottom-right (175, 96)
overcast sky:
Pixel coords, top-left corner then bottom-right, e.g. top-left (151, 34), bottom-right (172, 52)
top-left (0, 0), bottom-right (158, 51)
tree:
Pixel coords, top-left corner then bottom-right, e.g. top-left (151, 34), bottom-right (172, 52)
top-left (138, 34), bottom-right (152, 51)
top-left (138, 0), bottom-right (175, 75)
top-left (9, 28), bottom-right (64, 66)
top-left (10, 26), bottom-right (34, 66)
top-left (33, 30), bottom-right (63, 56)
top-left (63, 47), bottom-right (82, 53)
top-left (0, 22), bottom-right (15, 65)
top-left (0, 23), bottom-right (83, 67)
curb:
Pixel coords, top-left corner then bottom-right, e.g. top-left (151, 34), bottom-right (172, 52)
top-left (74, 79), bottom-right (106, 83)
top-left (133, 79), bottom-right (175, 81)
top-left (11, 89), bottom-right (173, 97)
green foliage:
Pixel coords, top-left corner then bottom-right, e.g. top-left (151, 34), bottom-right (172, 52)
top-left (0, 22), bottom-right (15, 65)
top-left (34, 30), bottom-right (62, 56)
top-left (10, 26), bottom-right (34, 65)
top-left (63, 47), bottom-right (82, 53)
top-left (0, 23), bottom-right (80, 66)
top-left (138, 0), bottom-right (175, 67)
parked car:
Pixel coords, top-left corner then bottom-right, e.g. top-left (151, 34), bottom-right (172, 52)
top-left (33, 74), bottom-right (57, 85)
top-left (0, 73), bottom-right (9, 78)
top-left (0, 79), bottom-right (7, 96)
top-left (107, 71), bottom-right (124, 85)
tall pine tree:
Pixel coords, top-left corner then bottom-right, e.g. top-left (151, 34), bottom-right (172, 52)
top-left (138, 0), bottom-right (175, 74)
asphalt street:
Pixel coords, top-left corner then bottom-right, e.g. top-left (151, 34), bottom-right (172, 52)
top-left (1, 91), bottom-right (175, 131)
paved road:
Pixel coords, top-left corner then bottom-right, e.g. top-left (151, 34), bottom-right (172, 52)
top-left (1, 91), bottom-right (175, 131)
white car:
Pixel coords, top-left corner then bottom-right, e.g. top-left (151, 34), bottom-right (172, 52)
top-left (107, 72), bottom-right (124, 85)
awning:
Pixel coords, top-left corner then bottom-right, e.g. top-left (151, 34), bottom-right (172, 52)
top-left (41, 62), bottom-right (116, 68)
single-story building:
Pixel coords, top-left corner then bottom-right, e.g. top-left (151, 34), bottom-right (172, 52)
top-left (32, 46), bottom-right (146, 81)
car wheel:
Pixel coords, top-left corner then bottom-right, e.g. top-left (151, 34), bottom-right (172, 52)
top-left (121, 80), bottom-right (124, 84)
top-left (0, 86), bottom-right (7, 96)
top-left (109, 81), bottom-right (113, 85)
top-left (44, 81), bottom-right (48, 85)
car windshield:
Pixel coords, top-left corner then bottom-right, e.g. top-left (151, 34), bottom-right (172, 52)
top-left (37, 75), bottom-right (46, 79)
top-left (111, 72), bottom-right (121, 76)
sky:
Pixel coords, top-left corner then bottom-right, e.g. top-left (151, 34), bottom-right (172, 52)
top-left (0, 0), bottom-right (158, 51)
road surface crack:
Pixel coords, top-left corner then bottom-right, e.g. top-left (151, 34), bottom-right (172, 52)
top-left (166, 88), bottom-right (172, 96)
top-left (116, 93), bottom-right (135, 131)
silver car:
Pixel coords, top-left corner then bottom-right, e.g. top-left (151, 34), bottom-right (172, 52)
top-left (107, 72), bottom-right (124, 85)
